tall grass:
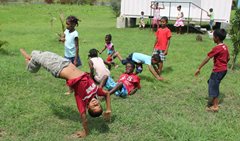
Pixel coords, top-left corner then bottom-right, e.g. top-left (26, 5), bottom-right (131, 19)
top-left (0, 4), bottom-right (240, 141)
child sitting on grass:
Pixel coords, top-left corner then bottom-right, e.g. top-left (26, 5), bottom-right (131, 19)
top-left (195, 29), bottom-right (229, 112)
top-left (88, 48), bottom-right (116, 89)
top-left (20, 49), bottom-right (111, 138)
top-left (99, 34), bottom-right (121, 69)
top-left (100, 61), bottom-right (141, 97)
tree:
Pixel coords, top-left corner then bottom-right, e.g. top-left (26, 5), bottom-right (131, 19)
top-left (230, 8), bottom-right (240, 70)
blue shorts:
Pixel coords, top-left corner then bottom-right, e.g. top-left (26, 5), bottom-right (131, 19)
top-left (64, 56), bottom-right (82, 67)
top-left (115, 84), bottom-right (128, 97)
top-left (104, 76), bottom-right (117, 90)
top-left (208, 71), bottom-right (227, 98)
top-left (153, 49), bottom-right (165, 61)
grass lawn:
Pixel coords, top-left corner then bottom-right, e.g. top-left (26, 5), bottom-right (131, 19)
top-left (0, 4), bottom-right (240, 141)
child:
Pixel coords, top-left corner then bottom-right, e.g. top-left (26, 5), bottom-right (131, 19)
top-left (59, 15), bottom-right (82, 95)
top-left (20, 49), bottom-right (111, 138)
top-left (195, 29), bottom-right (229, 112)
top-left (154, 16), bottom-right (171, 74)
top-left (207, 8), bottom-right (214, 33)
top-left (139, 11), bottom-right (145, 29)
top-left (100, 62), bottom-right (141, 97)
top-left (150, 2), bottom-right (165, 30)
top-left (121, 52), bottom-right (164, 81)
top-left (88, 48), bottom-right (116, 90)
top-left (174, 5), bottom-right (184, 34)
top-left (99, 34), bottom-right (120, 69)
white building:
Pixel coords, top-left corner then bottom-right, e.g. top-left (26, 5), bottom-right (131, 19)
top-left (118, 0), bottom-right (232, 28)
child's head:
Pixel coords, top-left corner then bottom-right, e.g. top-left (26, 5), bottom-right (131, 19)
top-left (66, 16), bottom-right (79, 30)
top-left (141, 11), bottom-right (144, 16)
top-left (209, 8), bottom-right (213, 12)
top-left (213, 29), bottom-right (227, 43)
top-left (151, 54), bottom-right (161, 64)
top-left (160, 16), bottom-right (168, 27)
top-left (177, 5), bottom-right (181, 11)
top-left (125, 61), bottom-right (135, 74)
top-left (88, 97), bottom-right (103, 117)
top-left (105, 34), bottom-right (112, 44)
top-left (88, 48), bottom-right (98, 58)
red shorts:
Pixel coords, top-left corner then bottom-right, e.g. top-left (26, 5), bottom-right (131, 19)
top-left (106, 55), bottom-right (112, 62)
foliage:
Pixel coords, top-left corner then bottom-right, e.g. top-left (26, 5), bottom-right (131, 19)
top-left (110, 0), bottom-right (120, 17)
top-left (230, 8), bottom-right (240, 70)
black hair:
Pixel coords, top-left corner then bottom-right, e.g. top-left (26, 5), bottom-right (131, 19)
top-left (141, 11), bottom-right (144, 15)
top-left (66, 15), bottom-right (79, 26)
top-left (126, 61), bottom-right (135, 70)
top-left (152, 54), bottom-right (161, 63)
top-left (88, 48), bottom-right (98, 58)
top-left (161, 16), bottom-right (168, 23)
top-left (105, 34), bottom-right (112, 41)
top-left (209, 8), bottom-right (213, 12)
top-left (177, 5), bottom-right (181, 9)
top-left (88, 105), bottom-right (103, 117)
top-left (213, 29), bottom-right (227, 41)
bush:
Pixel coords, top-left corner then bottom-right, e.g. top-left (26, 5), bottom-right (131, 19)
top-left (110, 0), bottom-right (120, 17)
top-left (230, 8), bottom-right (240, 70)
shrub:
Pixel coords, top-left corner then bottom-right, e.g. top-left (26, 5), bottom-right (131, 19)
top-left (230, 8), bottom-right (240, 70)
top-left (110, 0), bottom-right (120, 17)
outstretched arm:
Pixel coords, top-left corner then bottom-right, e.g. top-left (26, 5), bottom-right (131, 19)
top-left (99, 47), bottom-right (106, 54)
top-left (160, 2), bottom-right (165, 9)
top-left (148, 65), bottom-right (163, 80)
top-left (75, 113), bottom-right (88, 138)
top-left (109, 82), bottom-right (123, 95)
top-left (129, 88), bottom-right (138, 95)
top-left (102, 89), bottom-right (111, 121)
top-left (195, 56), bottom-right (211, 76)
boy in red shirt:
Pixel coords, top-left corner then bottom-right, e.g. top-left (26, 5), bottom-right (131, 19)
top-left (153, 16), bottom-right (172, 74)
top-left (20, 49), bottom-right (111, 138)
top-left (195, 29), bottom-right (229, 112)
top-left (100, 62), bottom-right (141, 97)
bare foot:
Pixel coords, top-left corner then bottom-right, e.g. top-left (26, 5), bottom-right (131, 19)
top-left (20, 48), bottom-right (31, 64)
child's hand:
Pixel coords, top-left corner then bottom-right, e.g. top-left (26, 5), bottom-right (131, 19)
top-left (194, 69), bottom-right (200, 77)
top-left (73, 130), bottom-right (87, 138)
top-left (163, 51), bottom-right (168, 55)
top-left (103, 110), bottom-right (111, 122)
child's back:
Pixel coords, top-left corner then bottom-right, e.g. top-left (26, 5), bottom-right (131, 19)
top-left (90, 57), bottom-right (110, 82)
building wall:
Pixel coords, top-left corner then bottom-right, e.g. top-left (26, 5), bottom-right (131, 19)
top-left (120, 0), bottom-right (232, 22)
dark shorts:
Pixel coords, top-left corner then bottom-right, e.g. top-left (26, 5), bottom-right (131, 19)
top-left (65, 56), bottom-right (82, 67)
top-left (208, 71), bottom-right (227, 98)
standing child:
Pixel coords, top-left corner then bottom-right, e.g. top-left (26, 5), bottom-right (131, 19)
top-left (153, 16), bottom-right (172, 75)
top-left (207, 8), bottom-right (214, 33)
top-left (195, 29), bottom-right (229, 112)
top-left (139, 11), bottom-right (145, 29)
top-left (20, 49), bottom-right (111, 138)
top-left (150, 2), bottom-right (165, 31)
top-left (174, 5), bottom-right (184, 34)
top-left (59, 15), bottom-right (82, 95)
top-left (99, 34), bottom-right (120, 68)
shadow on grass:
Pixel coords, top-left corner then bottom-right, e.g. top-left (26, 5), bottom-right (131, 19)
top-left (139, 75), bottom-right (155, 82)
top-left (219, 92), bottom-right (226, 104)
top-left (49, 104), bottom-right (112, 134)
top-left (0, 48), bottom-right (11, 55)
top-left (162, 66), bottom-right (173, 74)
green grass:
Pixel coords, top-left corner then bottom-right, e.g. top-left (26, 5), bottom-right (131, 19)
top-left (0, 4), bottom-right (240, 141)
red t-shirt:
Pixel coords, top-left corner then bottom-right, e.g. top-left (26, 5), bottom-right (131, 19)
top-left (207, 43), bottom-right (229, 72)
top-left (154, 27), bottom-right (172, 50)
top-left (66, 73), bottom-right (106, 115)
top-left (118, 73), bottom-right (141, 95)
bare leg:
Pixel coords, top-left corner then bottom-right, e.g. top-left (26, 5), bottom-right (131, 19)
top-left (99, 75), bottom-right (109, 88)
top-left (20, 48), bottom-right (31, 63)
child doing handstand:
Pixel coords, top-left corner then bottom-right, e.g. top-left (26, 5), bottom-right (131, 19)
top-left (20, 49), bottom-right (111, 138)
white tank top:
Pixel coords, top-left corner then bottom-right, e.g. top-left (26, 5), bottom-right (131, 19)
top-left (90, 57), bottom-right (110, 82)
